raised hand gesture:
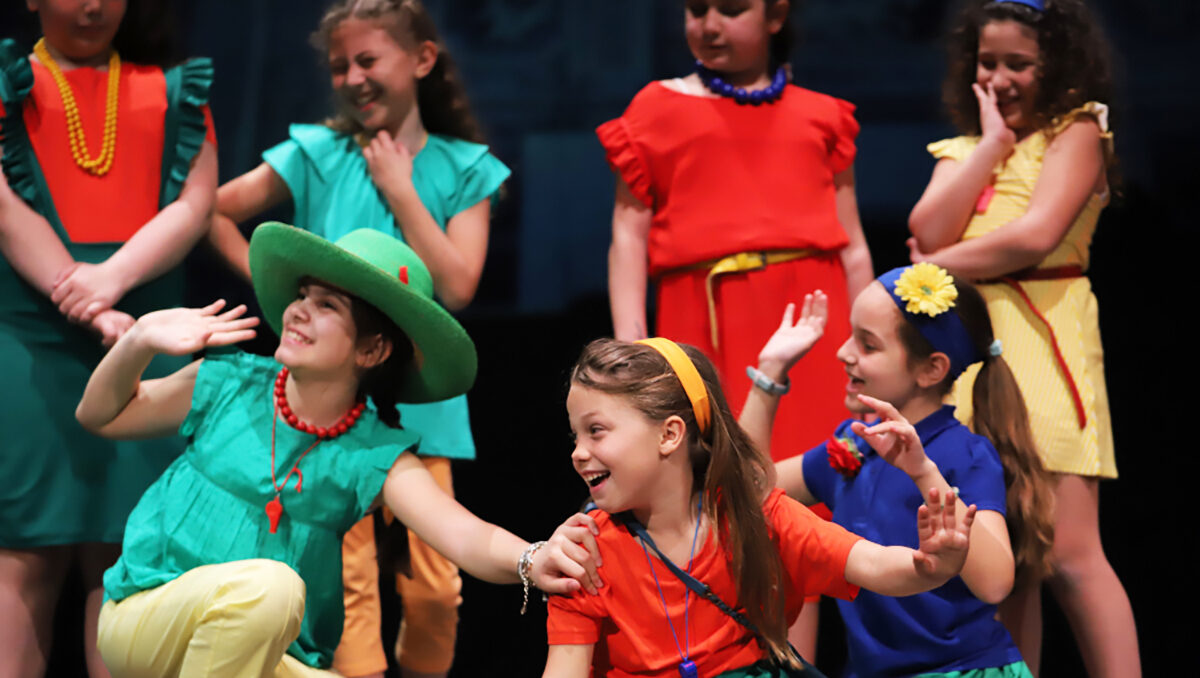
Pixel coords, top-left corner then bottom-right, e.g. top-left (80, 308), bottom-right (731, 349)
top-left (849, 394), bottom-right (932, 479)
top-left (756, 291), bottom-right (828, 378)
top-left (973, 83), bottom-right (1016, 150)
top-left (133, 300), bottom-right (259, 356)
top-left (913, 487), bottom-right (976, 583)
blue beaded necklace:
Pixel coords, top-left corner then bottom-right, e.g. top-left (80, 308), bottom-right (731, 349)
top-left (695, 60), bottom-right (787, 105)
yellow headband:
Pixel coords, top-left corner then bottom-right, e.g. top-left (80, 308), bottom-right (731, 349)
top-left (635, 338), bottom-right (711, 435)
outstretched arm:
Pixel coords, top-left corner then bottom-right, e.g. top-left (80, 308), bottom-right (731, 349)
top-left (52, 140), bottom-right (219, 322)
top-left (76, 300), bottom-right (259, 439)
top-left (608, 176), bottom-right (652, 341)
top-left (844, 487), bottom-right (976, 596)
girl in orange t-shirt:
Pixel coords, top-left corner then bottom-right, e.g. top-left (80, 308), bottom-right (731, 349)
top-left (542, 336), bottom-right (976, 678)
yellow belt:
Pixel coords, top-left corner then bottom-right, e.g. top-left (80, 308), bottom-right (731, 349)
top-left (666, 249), bottom-right (816, 350)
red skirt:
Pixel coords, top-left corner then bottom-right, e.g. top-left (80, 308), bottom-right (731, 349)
top-left (655, 252), bottom-right (852, 462)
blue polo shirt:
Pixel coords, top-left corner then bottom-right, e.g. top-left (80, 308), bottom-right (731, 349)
top-left (802, 405), bottom-right (1021, 677)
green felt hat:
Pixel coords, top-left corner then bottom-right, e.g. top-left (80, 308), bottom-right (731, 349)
top-left (249, 222), bottom-right (477, 403)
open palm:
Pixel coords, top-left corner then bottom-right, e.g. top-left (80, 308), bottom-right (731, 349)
top-left (757, 291), bottom-right (829, 371)
top-left (135, 300), bottom-right (259, 356)
top-left (913, 487), bottom-right (976, 581)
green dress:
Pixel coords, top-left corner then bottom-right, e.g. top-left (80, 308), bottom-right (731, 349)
top-left (0, 41), bottom-right (212, 547)
top-left (262, 124), bottom-right (510, 460)
top-left (104, 350), bottom-right (419, 668)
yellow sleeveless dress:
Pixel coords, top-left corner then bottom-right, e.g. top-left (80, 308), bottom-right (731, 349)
top-left (932, 102), bottom-right (1116, 478)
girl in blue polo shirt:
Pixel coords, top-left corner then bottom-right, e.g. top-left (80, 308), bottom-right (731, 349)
top-left (741, 264), bottom-right (1054, 677)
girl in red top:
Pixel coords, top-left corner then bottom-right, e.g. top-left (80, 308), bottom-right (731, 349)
top-left (543, 337), bottom-right (976, 678)
top-left (600, 0), bottom-right (874, 463)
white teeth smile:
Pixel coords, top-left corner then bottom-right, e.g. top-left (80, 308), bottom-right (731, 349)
top-left (285, 329), bottom-right (311, 344)
top-left (582, 471), bottom-right (611, 487)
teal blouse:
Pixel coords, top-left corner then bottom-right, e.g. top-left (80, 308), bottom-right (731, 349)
top-left (262, 124), bottom-right (510, 460)
top-left (103, 350), bottom-right (419, 668)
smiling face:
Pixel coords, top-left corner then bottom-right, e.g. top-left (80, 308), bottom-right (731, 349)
top-left (326, 17), bottom-right (436, 136)
top-left (30, 0), bottom-right (126, 63)
top-left (567, 383), bottom-right (679, 515)
top-left (976, 19), bottom-right (1041, 135)
top-left (836, 283), bottom-right (926, 415)
top-left (684, 0), bottom-right (785, 82)
top-left (274, 281), bottom-right (363, 377)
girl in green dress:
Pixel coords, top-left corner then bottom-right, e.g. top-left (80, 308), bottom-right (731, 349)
top-left (79, 224), bottom-right (587, 677)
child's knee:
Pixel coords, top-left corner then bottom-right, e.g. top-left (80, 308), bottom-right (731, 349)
top-left (211, 559), bottom-right (306, 633)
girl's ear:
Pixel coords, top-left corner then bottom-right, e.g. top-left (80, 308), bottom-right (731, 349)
top-left (916, 351), bottom-right (952, 389)
top-left (414, 39), bottom-right (439, 79)
top-left (659, 415), bottom-right (687, 458)
top-left (766, 0), bottom-right (789, 34)
top-left (357, 334), bottom-right (394, 370)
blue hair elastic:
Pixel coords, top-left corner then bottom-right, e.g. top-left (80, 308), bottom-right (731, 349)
top-left (998, 0), bottom-right (1045, 11)
top-left (877, 267), bottom-right (982, 381)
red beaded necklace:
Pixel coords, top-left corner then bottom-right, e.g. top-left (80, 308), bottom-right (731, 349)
top-left (266, 367), bottom-right (366, 533)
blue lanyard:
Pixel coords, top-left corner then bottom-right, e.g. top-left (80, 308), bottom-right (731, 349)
top-left (638, 499), bottom-right (703, 678)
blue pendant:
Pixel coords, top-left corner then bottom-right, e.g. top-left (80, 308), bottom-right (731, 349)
top-left (678, 659), bottom-right (699, 678)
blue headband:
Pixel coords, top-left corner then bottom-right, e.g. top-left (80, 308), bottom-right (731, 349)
top-left (998, 0), bottom-right (1045, 11)
top-left (877, 265), bottom-right (982, 381)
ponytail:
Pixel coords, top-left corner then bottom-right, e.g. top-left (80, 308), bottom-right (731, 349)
top-left (572, 340), bottom-right (797, 668)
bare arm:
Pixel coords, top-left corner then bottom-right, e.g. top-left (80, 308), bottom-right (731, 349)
top-left (542, 645), bottom-right (593, 678)
top-left (919, 119), bottom-right (1106, 280)
top-left (0, 168), bottom-right (76, 296)
top-left (833, 166), bottom-right (874, 301)
top-left (607, 175), bottom-right (652, 341)
top-left (51, 140), bottom-right (219, 322)
top-left (209, 162), bottom-right (292, 282)
top-left (76, 300), bottom-right (259, 439)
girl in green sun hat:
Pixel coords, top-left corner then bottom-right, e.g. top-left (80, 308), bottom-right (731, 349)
top-left (75, 223), bottom-right (584, 677)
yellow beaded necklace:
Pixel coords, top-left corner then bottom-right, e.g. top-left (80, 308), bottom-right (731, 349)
top-left (33, 38), bottom-right (121, 176)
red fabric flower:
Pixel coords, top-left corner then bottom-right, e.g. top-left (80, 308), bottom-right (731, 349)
top-left (827, 435), bottom-right (865, 479)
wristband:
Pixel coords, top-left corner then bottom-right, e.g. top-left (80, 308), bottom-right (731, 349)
top-left (746, 366), bottom-right (789, 395)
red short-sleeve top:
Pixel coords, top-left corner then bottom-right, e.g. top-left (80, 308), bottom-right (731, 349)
top-left (596, 82), bottom-right (859, 275)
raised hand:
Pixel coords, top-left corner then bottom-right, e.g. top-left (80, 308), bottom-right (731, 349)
top-left (363, 129), bottom-right (416, 195)
top-left (849, 394), bottom-right (931, 478)
top-left (530, 512), bottom-right (604, 595)
top-left (973, 83), bottom-right (1016, 150)
top-left (133, 299), bottom-right (259, 356)
top-left (913, 487), bottom-right (976, 583)
top-left (756, 291), bottom-right (828, 379)
top-left (51, 261), bottom-right (128, 324)
top-left (91, 309), bottom-right (136, 348)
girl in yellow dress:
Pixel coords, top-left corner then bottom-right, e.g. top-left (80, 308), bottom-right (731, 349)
top-left (906, 1), bottom-right (1137, 676)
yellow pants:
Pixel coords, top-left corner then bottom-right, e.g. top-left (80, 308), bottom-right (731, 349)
top-left (332, 456), bottom-right (461, 676)
top-left (97, 559), bottom-right (334, 678)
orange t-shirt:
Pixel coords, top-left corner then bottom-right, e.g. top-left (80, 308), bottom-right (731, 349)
top-left (595, 82), bottom-right (858, 275)
top-left (546, 489), bottom-right (862, 677)
top-left (1, 59), bottom-right (216, 244)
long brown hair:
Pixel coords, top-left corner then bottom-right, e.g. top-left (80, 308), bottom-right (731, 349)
top-left (311, 0), bottom-right (484, 143)
top-left (571, 339), bottom-right (795, 666)
top-left (896, 282), bottom-right (1056, 580)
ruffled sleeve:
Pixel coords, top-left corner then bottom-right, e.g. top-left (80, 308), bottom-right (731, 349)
top-left (827, 97), bottom-right (860, 174)
top-left (596, 116), bottom-right (654, 208)
top-left (0, 39), bottom-right (38, 208)
top-left (440, 139), bottom-right (510, 216)
top-left (1051, 101), bottom-right (1114, 161)
top-left (348, 422), bottom-right (419, 520)
top-left (180, 349), bottom-right (260, 438)
top-left (262, 123), bottom-right (350, 199)
top-left (159, 58), bottom-right (214, 206)
top-left (927, 135), bottom-right (978, 162)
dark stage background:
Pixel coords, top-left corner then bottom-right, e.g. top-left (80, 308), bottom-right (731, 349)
top-left (2, 0), bottom-right (1193, 675)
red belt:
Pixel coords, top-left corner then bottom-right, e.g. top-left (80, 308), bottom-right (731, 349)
top-left (985, 265), bottom-right (1087, 429)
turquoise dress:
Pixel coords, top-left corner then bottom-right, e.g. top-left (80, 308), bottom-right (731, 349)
top-left (0, 41), bottom-right (212, 547)
top-left (104, 350), bottom-right (420, 668)
top-left (262, 124), bottom-right (510, 460)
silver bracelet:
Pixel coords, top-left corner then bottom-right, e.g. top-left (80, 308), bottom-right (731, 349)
top-left (746, 366), bottom-right (790, 395)
top-left (518, 540), bottom-right (548, 615)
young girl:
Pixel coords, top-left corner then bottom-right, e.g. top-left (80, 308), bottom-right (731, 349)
top-left (601, 0), bottom-right (874, 461)
top-left (206, 1), bottom-right (508, 675)
top-left (81, 223), bottom-right (587, 677)
top-left (749, 265), bottom-right (1054, 677)
top-left (906, 1), bottom-right (1138, 674)
top-left (0, 0), bottom-right (216, 674)
top-left (542, 333), bottom-right (978, 678)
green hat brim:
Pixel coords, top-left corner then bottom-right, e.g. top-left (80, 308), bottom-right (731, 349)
top-left (249, 223), bottom-right (477, 403)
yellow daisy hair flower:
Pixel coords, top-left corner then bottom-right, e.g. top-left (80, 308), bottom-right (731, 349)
top-left (894, 263), bottom-right (958, 317)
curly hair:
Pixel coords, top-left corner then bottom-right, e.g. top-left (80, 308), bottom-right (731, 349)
top-left (311, 0), bottom-right (484, 144)
top-left (942, 0), bottom-right (1114, 140)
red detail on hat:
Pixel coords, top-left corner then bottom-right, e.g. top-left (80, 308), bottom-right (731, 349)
top-left (399, 266), bottom-right (409, 284)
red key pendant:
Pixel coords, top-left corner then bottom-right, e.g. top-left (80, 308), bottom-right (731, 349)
top-left (266, 496), bottom-right (283, 534)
